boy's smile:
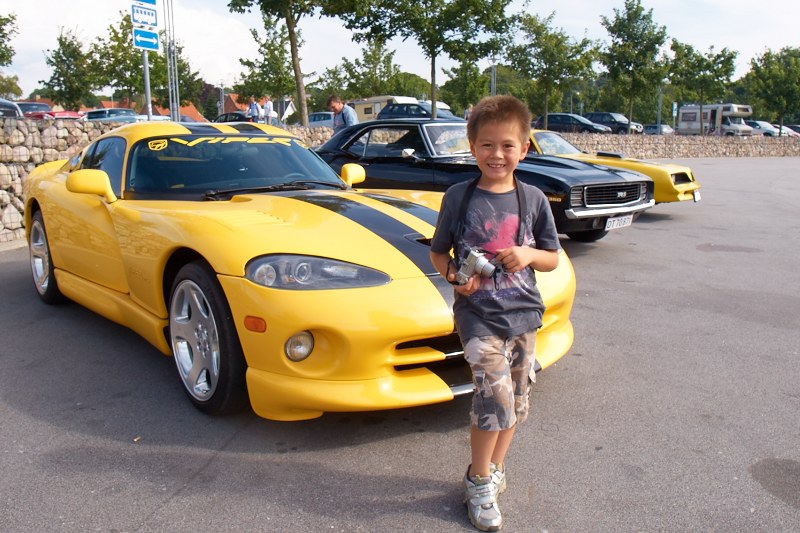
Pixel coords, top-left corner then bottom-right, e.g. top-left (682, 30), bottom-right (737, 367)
top-left (469, 121), bottom-right (530, 192)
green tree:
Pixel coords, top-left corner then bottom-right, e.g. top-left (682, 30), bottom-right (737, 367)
top-left (41, 29), bottom-right (97, 111)
top-left (0, 73), bottom-right (21, 99)
top-left (748, 47), bottom-right (800, 126)
top-left (600, 0), bottom-right (667, 132)
top-left (91, 13), bottom-right (203, 112)
top-left (306, 65), bottom-right (351, 110)
top-left (670, 40), bottom-right (737, 132)
top-left (0, 12), bottom-right (17, 67)
top-left (341, 39), bottom-right (401, 98)
top-left (234, 13), bottom-right (296, 104)
top-left (440, 60), bottom-right (489, 116)
top-left (228, 0), bottom-right (316, 126)
top-left (507, 12), bottom-right (596, 128)
top-left (386, 72), bottom-right (430, 100)
top-left (325, 0), bottom-right (511, 118)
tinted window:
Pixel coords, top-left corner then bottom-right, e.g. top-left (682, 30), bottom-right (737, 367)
top-left (81, 137), bottom-right (127, 195)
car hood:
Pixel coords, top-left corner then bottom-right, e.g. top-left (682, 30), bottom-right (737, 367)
top-left (520, 154), bottom-right (649, 184)
top-left (558, 153), bottom-right (691, 175)
top-left (121, 188), bottom-right (446, 282)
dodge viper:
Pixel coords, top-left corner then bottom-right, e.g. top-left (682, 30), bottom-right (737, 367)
top-left (528, 129), bottom-right (701, 204)
top-left (23, 121), bottom-right (576, 422)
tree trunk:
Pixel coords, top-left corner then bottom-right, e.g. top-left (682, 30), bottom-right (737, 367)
top-left (430, 54), bottom-right (437, 119)
top-left (284, 10), bottom-right (308, 126)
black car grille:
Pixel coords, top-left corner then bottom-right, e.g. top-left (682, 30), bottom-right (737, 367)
top-left (582, 183), bottom-right (644, 207)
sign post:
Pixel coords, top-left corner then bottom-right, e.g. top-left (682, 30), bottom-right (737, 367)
top-left (131, 0), bottom-right (160, 120)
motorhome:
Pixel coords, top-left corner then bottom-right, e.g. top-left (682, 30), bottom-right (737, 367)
top-left (677, 103), bottom-right (753, 136)
top-left (348, 95), bottom-right (418, 122)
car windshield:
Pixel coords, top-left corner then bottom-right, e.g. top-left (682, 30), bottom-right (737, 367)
top-left (609, 113), bottom-right (628, 122)
top-left (109, 109), bottom-right (137, 117)
top-left (423, 123), bottom-right (471, 156)
top-left (19, 102), bottom-right (52, 113)
top-left (126, 134), bottom-right (344, 199)
top-left (532, 131), bottom-right (582, 155)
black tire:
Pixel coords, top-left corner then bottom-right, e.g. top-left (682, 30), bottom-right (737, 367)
top-left (566, 228), bottom-right (609, 242)
top-left (28, 210), bottom-right (66, 304)
top-left (169, 261), bottom-right (248, 415)
top-left (616, 128), bottom-right (628, 134)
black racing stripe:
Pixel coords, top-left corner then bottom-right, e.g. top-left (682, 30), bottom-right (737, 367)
top-left (229, 123), bottom-right (270, 133)
top-left (179, 123), bottom-right (231, 134)
top-left (358, 193), bottom-right (440, 226)
top-left (280, 191), bottom-right (454, 308)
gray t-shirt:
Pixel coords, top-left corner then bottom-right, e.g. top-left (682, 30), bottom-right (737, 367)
top-left (430, 179), bottom-right (560, 341)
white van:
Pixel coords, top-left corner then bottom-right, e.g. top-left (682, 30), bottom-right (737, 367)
top-left (677, 103), bottom-right (753, 136)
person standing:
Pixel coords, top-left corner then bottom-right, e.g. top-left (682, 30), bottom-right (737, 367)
top-left (263, 96), bottom-right (274, 125)
top-left (430, 95), bottom-right (560, 531)
top-left (247, 96), bottom-right (261, 122)
top-left (327, 95), bottom-right (358, 132)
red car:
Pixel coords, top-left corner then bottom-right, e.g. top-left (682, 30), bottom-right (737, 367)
top-left (17, 101), bottom-right (82, 120)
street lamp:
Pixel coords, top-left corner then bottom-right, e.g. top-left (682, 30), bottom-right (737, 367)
top-left (490, 57), bottom-right (497, 96)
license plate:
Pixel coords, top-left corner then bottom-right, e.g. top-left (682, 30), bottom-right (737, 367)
top-left (605, 214), bottom-right (633, 231)
top-left (693, 190), bottom-right (701, 202)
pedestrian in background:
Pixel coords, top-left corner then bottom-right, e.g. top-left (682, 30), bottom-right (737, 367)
top-left (263, 96), bottom-right (274, 125)
top-left (327, 95), bottom-right (358, 132)
top-left (247, 96), bottom-right (261, 122)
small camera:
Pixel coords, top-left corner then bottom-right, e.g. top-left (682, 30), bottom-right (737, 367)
top-left (454, 248), bottom-right (496, 285)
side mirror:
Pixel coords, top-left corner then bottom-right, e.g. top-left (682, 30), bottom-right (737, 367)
top-left (66, 169), bottom-right (118, 203)
top-left (401, 148), bottom-right (419, 160)
top-left (340, 163), bottom-right (365, 187)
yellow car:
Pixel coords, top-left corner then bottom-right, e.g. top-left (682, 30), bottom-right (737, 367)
top-left (24, 121), bottom-right (576, 422)
top-left (529, 130), bottom-right (701, 204)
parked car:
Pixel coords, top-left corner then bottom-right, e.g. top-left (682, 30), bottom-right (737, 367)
top-left (584, 112), bottom-right (643, 134)
top-left (746, 120), bottom-right (781, 136)
top-left (83, 108), bottom-right (139, 123)
top-left (212, 111), bottom-right (253, 123)
top-left (0, 97), bottom-right (23, 118)
top-left (643, 124), bottom-right (675, 135)
top-left (22, 120), bottom-right (577, 421)
top-left (307, 111), bottom-right (334, 128)
top-left (376, 102), bottom-right (461, 120)
top-left (784, 125), bottom-right (800, 134)
top-left (773, 124), bottom-right (800, 137)
top-left (533, 113), bottom-right (611, 134)
top-left (16, 101), bottom-right (82, 120)
top-left (316, 118), bottom-right (654, 242)
top-left (527, 129), bottom-right (700, 204)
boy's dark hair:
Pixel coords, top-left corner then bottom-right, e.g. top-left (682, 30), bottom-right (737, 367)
top-left (467, 95), bottom-right (532, 144)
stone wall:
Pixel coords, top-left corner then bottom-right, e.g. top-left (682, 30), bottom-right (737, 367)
top-left (2, 116), bottom-right (799, 245)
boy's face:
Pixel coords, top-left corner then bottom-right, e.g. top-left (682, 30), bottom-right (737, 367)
top-left (469, 120), bottom-right (529, 189)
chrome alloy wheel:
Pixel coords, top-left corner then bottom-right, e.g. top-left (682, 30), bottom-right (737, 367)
top-left (29, 216), bottom-right (52, 296)
top-left (169, 279), bottom-right (221, 402)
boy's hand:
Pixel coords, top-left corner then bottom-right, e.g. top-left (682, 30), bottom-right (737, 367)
top-left (453, 273), bottom-right (481, 296)
top-left (494, 246), bottom-right (534, 273)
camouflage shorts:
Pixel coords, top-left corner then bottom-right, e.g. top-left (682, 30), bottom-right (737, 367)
top-left (463, 332), bottom-right (537, 431)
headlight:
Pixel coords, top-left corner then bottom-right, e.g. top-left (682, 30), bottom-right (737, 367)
top-left (245, 255), bottom-right (390, 290)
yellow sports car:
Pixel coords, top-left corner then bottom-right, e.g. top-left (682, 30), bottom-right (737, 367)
top-left (528, 130), bottom-right (701, 204)
top-left (24, 121), bottom-right (576, 422)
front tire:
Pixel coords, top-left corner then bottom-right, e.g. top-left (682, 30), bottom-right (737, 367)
top-left (566, 228), bottom-right (609, 242)
top-left (28, 211), bottom-right (66, 304)
top-left (169, 261), bottom-right (248, 415)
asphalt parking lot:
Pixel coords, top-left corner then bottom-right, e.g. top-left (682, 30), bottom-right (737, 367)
top-left (1, 157), bottom-right (799, 532)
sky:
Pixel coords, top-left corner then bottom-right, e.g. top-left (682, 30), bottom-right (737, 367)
top-left (4, 0), bottom-right (799, 99)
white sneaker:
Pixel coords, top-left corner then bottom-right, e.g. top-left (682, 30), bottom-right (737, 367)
top-left (464, 468), bottom-right (503, 531)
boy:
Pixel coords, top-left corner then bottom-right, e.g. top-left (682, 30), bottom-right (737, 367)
top-left (430, 95), bottom-right (560, 531)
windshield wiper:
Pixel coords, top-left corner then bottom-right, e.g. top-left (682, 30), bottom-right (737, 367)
top-left (202, 180), bottom-right (346, 200)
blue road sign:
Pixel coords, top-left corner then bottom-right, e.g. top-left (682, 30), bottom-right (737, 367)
top-left (132, 5), bottom-right (158, 27)
top-left (132, 28), bottom-right (159, 52)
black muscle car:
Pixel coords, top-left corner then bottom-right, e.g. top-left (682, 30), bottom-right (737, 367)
top-left (316, 119), bottom-right (654, 242)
